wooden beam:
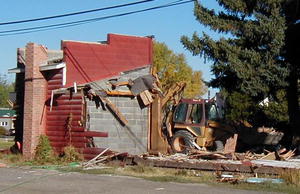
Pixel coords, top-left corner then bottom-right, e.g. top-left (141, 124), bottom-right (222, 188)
top-left (111, 81), bottom-right (130, 87)
top-left (132, 156), bottom-right (283, 175)
top-left (101, 97), bottom-right (129, 126)
top-left (223, 134), bottom-right (238, 154)
top-left (149, 94), bottom-right (168, 154)
top-left (105, 90), bottom-right (134, 96)
top-left (161, 82), bottom-right (186, 108)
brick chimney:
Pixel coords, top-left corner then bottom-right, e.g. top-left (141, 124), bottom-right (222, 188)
top-left (22, 43), bottom-right (48, 159)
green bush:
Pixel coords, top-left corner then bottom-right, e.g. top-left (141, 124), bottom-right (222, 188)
top-left (61, 145), bottom-right (83, 163)
top-left (34, 135), bottom-right (57, 164)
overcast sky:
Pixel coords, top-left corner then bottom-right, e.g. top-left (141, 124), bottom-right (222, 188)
top-left (0, 0), bottom-right (221, 96)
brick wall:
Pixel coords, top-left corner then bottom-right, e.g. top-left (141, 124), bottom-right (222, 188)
top-left (22, 43), bottom-right (48, 159)
top-left (87, 67), bottom-right (150, 154)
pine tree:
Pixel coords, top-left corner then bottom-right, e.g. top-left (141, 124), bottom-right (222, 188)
top-left (181, 0), bottom-right (299, 135)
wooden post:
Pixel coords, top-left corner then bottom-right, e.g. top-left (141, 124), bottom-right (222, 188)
top-left (149, 94), bottom-right (168, 154)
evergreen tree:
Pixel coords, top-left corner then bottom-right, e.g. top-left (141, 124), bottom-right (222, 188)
top-left (181, 1), bottom-right (299, 134)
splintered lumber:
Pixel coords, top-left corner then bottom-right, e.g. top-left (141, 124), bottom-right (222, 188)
top-left (279, 149), bottom-right (296, 161)
top-left (106, 90), bottom-right (134, 96)
top-left (84, 148), bottom-right (110, 167)
top-left (111, 81), bottom-right (130, 87)
top-left (223, 134), bottom-right (238, 154)
top-left (161, 82), bottom-right (186, 108)
top-left (260, 152), bottom-right (277, 160)
top-left (149, 94), bottom-right (168, 154)
top-left (100, 97), bottom-right (129, 126)
top-left (139, 90), bottom-right (153, 106)
top-left (132, 156), bottom-right (299, 175)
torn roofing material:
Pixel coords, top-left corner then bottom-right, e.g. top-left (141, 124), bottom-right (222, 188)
top-left (62, 33), bottom-right (153, 87)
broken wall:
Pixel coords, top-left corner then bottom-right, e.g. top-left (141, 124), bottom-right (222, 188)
top-left (87, 66), bottom-right (150, 154)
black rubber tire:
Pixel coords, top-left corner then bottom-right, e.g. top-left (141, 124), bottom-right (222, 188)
top-left (214, 140), bottom-right (224, 152)
top-left (171, 130), bottom-right (195, 153)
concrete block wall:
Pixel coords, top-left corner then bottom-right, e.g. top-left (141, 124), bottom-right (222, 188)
top-left (87, 67), bottom-right (150, 154)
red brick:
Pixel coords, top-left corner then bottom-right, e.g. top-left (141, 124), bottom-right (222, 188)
top-left (22, 43), bottom-right (48, 159)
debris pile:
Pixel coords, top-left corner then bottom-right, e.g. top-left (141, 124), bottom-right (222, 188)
top-left (81, 147), bottom-right (300, 175)
top-left (83, 148), bottom-right (129, 169)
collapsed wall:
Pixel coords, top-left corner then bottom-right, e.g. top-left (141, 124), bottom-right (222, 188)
top-left (86, 67), bottom-right (150, 154)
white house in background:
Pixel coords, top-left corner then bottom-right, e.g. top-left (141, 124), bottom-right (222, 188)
top-left (0, 108), bottom-right (16, 131)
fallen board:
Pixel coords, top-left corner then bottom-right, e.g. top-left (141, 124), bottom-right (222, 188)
top-left (132, 156), bottom-right (300, 175)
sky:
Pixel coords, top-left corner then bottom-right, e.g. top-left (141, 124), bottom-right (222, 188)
top-left (0, 0), bottom-right (222, 96)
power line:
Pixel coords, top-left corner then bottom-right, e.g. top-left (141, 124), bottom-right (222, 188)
top-left (0, 0), bottom-right (155, 26)
top-left (0, 0), bottom-right (194, 36)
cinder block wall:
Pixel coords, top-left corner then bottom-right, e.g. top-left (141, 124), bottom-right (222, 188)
top-left (87, 67), bottom-right (150, 154)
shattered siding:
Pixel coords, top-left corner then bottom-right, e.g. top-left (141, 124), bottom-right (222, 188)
top-left (87, 66), bottom-right (150, 154)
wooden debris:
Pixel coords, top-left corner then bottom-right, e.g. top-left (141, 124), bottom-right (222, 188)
top-left (149, 94), bottom-right (168, 154)
top-left (223, 134), bottom-right (238, 154)
top-left (279, 149), bottom-right (296, 161)
top-left (84, 148), bottom-right (110, 167)
top-left (139, 90), bottom-right (153, 106)
top-left (189, 151), bottom-right (228, 160)
top-left (217, 174), bottom-right (241, 184)
top-left (110, 81), bottom-right (130, 88)
top-left (100, 97), bottom-right (129, 126)
top-left (161, 82), bottom-right (186, 108)
top-left (260, 152), bottom-right (277, 160)
top-left (105, 90), bottom-right (134, 96)
top-left (83, 150), bottom-right (129, 168)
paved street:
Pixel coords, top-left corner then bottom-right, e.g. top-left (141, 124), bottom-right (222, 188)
top-left (0, 167), bottom-right (274, 194)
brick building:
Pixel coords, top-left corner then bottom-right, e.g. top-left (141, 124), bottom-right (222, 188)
top-left (9, 34), bottom-right (153, 159)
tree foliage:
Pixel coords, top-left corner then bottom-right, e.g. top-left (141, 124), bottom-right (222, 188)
top-left (181, 0), bottom-right (299, 130)
top-left (0, 74), bottom-right (14, 108)
top-left (153, 41), bottom-right (206, 98)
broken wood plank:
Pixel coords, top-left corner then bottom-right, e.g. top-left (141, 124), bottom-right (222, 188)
top-left (260, 152), bottom-right (277, 160)
top-left (101, 97), bottom-right (129, 126)
top-left (132, 156), bottom-right (283, 175)
top-left (149, 94), bottom-right (168, 154)
top-left (139, 90), bottom-right (153, 106)
top-left (223, 134), bottom-right (238, 154)
top-left (144, 90), bottom-right (153, 102)
top-left (111, 81), bottom-right (130, 87)
top-left (139, 91), bottom-right (150, 106)
top-left (84, 148), bottom-right (110, 167)
top-left (161, 82), bottom-right (186, 108)
top-left (105, 90), bottom-right (134, 96)
top-left (84, 131), bottom-right (108, 138)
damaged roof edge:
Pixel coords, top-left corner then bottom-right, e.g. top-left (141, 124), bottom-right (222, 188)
top-left (8, 67), bottom-right (24, 74)
top-left (121, 65), bottom-right (152, 75)
top-left (61, 33), bottom-right (153, 46)
top-left (77, 65), bottom-right (152, 88)
top-left (40, 62), bottom-right (65, 71)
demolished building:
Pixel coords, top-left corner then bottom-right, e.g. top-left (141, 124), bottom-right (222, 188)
top-left (9, 34), bottom-right (155, 159)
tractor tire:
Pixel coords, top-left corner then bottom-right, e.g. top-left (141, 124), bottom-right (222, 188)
top-left (171, 130), bottom-right (195, 153)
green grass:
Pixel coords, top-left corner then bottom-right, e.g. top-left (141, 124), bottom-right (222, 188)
top-left (0, 138), bottom-right (14, 150)
top-left (0, 146), bottom-right (299, 194)
top-left (59, 164), bottom-right (300, 194)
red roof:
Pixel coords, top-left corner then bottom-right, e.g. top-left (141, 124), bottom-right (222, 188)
top-left (62, 34), bottom-right (153, 87)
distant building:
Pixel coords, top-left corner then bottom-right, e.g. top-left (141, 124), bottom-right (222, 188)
top-left (0, 108), bottom-right (16, 131)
